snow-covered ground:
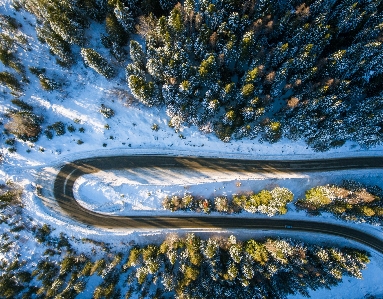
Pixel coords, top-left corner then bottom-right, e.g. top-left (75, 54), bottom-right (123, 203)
top-left (1, 2), bottom-right (383, 298)
top-left (73, 168), bottom-right (383, 216)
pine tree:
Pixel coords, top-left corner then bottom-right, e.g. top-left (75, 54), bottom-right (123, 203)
top-left (332, 0), bottom-right (364, 35)
top-left (198, 54), bottom-right (217, 84)
top-left (80, 48), bottom-right (115, 79)
top-left (349, 93), bottom-right (383, 147)
top-left (78, 0), bottom-right (108, 22)
top-left (168, 4), bottom-right (184, 34)
top-left (106, 12), bottom-right (127, 46)
top-left (129, 40), bottom-right (146, 71)
top-left (0, 71), bottom-right (22, 92)
top-left (103, 12), bottom-right (128, 61)
top-left (127, 75), bottom-right (161, 106)
top-left (0, 15), bottom-right (25, 74)
top-left (38, 0), bottom-right (87, 45)
top-left (113, 0), bottom-right (135, 33)
top-left (160, 0), bottom-right (178, 12)
top-left (36, 23), bottom-right (74, 66)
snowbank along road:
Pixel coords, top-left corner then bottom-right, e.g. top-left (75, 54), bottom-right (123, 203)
top-left (47, 155), bottom-right (383, 253)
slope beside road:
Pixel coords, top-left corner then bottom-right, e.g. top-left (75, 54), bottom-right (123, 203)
top-left (47, 155), bottom-right (383, 253)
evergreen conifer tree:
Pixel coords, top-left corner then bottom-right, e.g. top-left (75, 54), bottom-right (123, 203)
top-left (80, 48), bottom-right (115, 78)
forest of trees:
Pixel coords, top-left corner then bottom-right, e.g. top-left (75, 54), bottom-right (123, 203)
top-left (125, 0), bottom-right (383, 149)
top-left (0, 0), bottom-right (381, 150)
top-left (162, 181), bottom-right (383, 225)
top-left (124, 234), bottom-right (370, 298)
top-left (0, 225), bottom-right (371, 299)
top-left (296, 180), bottom-right (383, 223)
top-left (162, 186), bottom-right (293, 216)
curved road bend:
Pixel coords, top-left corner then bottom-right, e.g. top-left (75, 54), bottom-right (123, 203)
top-left (51, 155), bottom-right (383, 253)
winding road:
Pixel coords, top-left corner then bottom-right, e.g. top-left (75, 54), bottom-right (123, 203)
top-left (49, 155), bottom-right (383, 253)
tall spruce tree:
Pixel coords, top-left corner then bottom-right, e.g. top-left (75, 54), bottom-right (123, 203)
top-left (80, 48), bottom-right (115, 78)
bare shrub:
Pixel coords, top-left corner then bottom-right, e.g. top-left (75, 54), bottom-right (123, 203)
top-left (106, 88), bottom-right (135, 106)
top-left (5, 111), bottom-right (43, 142)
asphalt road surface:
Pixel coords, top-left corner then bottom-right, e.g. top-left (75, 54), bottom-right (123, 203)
top-left (50, 155), bottom-right (383, 253)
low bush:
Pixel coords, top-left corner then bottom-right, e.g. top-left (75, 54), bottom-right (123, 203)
top-left (99, 104), bottom-right (114, 118)
top-left (28, 66), bottom-right (46, 76)
top-left (0, 182), bottom-right (22, 207)
top-left (5, 110), bottom-right (43, 142)
top-left (5, 138), bottom-right (15, 146)
top-left (48, 121), bottom-right (65, 136)
top-left (44, 129), bottom-right (53, 139)
top-left (67, 124), bottom-right (76, 133)
top-left (38, 74), bottom-right (59, 91)
top-left (0, 71), bottom-right (22, 92)
top-left (35, 224), bottom-right (52, 243)
top-left (11, 99), bottom-right (33, 111)
top-left (8, 147), bottom-right (16, 153)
